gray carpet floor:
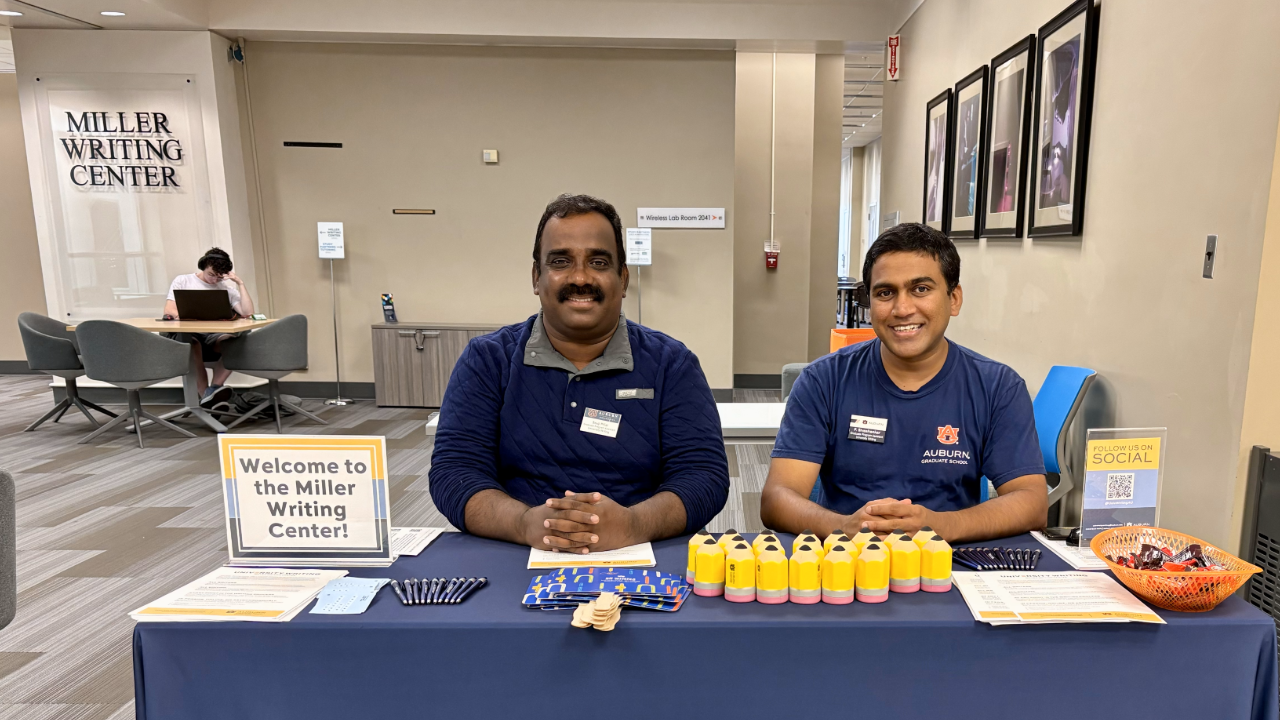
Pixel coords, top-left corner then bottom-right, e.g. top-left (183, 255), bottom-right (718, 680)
top-left (0, 375), bottom-right (778, 719)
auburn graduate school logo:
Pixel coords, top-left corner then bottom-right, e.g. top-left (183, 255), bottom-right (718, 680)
top-left (937, 425), bottom-right (960, 445)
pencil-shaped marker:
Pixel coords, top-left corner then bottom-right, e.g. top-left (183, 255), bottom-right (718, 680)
top-left (725, 542), bottom-right (757, 603)
top-left (855, 543), bottom-right (890, 603)
top-left (920, 535), bottom-right (953, 592)
top-left (889, 535), bottom-right (921, 593)
top-left (788, 544), bottom-right (821, 604)
top-left (821, 545), bottom-right (855, 604)
top-left (694, 537), bottom-right (726, 597)
top-left (689, 530), bottom-right (712, 584)
top-left (755, 544), bottom-right (789, 604)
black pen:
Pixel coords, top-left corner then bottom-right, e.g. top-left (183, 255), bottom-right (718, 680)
top-left (422, 578), bottom-right (434, 604)
top-left (455, 577), bottom-right (488, 603)
top-left (412, 578), bottom-right (422, 604)
top-left (953, 553), bottom-right (981, 571)
top-left (985, 548), bottom-right (1004, 570)
top-left (1000, 548), bottom-right (1015, 570)
top-left (1023, 549), bottom-right (1032, 571)
top-left (433, 578), bottom-right (446, 604)
top-left (1032, 549), bottom-right (1041, 570)
top-left (958, 548), bottom-right (986, 571)
top-left (390, 580), bottom-right (409, 605)
top-left (407, 579), bottom-right (419, 605)
top-left (441, 578), bottom-right (459, 603)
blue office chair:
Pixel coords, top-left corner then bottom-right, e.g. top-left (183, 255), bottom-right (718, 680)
top-left (980, 365), bottom-right (1097, 508)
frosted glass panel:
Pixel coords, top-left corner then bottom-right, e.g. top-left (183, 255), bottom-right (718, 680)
top-left (31, 73), bottom-right (214, 319)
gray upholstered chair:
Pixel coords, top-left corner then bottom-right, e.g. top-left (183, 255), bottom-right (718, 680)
top-left (220, 315), bottom-right (327, 433)
top-left (18, 312), bottom-right (118, 431)
top-left (0, 469), bottom-right (14, 632)
top-left (781, 362), bottom-right (810, 401)
top-left (75, 320), bottom-right (196, 448)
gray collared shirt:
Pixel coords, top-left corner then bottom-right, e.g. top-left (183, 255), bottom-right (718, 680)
top-left (524, 312), bottom-right (633, 378)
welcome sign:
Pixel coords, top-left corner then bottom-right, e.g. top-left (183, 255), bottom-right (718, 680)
top-left (219, 435), bottom-right (393, 567)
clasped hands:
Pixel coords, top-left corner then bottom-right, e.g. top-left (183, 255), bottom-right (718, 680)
top-left (522, 491), bottom-right (639, 554)
top-left (843, 496), bottom-right (937, 537)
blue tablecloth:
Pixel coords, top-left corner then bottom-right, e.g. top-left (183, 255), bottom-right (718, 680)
top-left (133, 533), bottom-right (1278, 720)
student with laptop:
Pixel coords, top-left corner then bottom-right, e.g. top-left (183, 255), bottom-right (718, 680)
top-left (162, 247), bottom-right (255, 408)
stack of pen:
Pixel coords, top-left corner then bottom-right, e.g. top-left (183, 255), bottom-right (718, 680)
top-left (952, 547), bottom-right (1040, 571)
top-left (390, 577), bottom-right (488, 605)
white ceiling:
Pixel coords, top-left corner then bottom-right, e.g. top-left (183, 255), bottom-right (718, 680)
top-left (843, 42), bottom-right (884, 148)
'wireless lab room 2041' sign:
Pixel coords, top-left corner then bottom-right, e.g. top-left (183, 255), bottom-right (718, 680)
top-left (637, 208), bottom-right (726, 229)
top-left (219, 435), bottom-right (393, 567)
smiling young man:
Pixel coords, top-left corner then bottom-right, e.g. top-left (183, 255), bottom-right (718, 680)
top-left (428, 194), bottom-right (728, 553)
top-left (759, 223), bottom-right (1046, 543)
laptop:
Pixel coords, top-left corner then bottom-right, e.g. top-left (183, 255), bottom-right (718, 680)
top-left (174, 289), bottom-right (238, 321)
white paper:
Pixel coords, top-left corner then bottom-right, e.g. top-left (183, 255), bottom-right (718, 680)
top-left (625, 228), bottom-right (653, 266)
top-left (954, 571), bottom-right (1163, 625)
top-left (390, 527), bottom-right (444, 557)
top-left (317, 221), bottom-right (345, 259)
top-left (310, 577), bottom-right (390, 615)
top-left (527, 542), bottom-right (656, 569)
top-left (131, 567), bottom-right (347, 622)
top-left (1030, 531), bottom-right (1109, 570)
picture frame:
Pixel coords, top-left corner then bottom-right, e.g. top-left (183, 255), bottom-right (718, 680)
top-left (923, 88), bottom-right (953, 234)
top-left (948, 66), bottom-right (989, 240)
top-left (981, 35), bottom-right (1036, 238)
top-left (1028, 0), bottom-right (1100, 237)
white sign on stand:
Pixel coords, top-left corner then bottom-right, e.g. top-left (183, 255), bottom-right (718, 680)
top-left (317, 222), bottom-right (345, 259)
top-left (625, 228), bottom-right (652, 266)
top-left (637, 208), bottom-right (725, 229)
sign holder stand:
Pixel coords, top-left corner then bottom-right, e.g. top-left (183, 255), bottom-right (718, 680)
top-left (325, 258), bottom-right (352, 406)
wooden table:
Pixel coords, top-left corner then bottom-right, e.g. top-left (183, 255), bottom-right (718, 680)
top-left (69, 318), bottom-right (276, 432)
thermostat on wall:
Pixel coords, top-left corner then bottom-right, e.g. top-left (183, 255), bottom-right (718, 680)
top-left (482, 149), bottom-right (499, 164)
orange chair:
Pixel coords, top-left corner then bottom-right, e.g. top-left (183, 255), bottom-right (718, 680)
top-left (830, 328), bottom-right (877, 354)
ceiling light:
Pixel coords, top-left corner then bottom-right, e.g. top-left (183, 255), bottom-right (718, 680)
top-left (100, 11), bottom-right (126, 16)
top-left (0, 10), bottom-right (22, 15)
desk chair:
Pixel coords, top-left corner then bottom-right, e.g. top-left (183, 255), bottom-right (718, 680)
top-left (219, 315), bottom-right (328, 433)
top-left (980, 365), bottom-right (1097, 511)
top-left (75, 321), bottom-right (197, 448)
top-left (0, 469), bottom-right (13, 632)
top-left (18, 312), bottom-right (117, 431)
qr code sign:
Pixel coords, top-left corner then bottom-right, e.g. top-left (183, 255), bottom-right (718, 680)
top-left (1106, 472), bottom-right (1135, 501)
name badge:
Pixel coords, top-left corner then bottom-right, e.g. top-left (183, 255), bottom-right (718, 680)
top-left (848, 414), bottom-right (888, 443)
top-left (615, 388), bottom-right (654, 400)
top-left (580, 408), bottom-right (622, 438)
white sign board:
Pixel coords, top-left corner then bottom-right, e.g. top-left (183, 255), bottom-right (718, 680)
top-left (220, 435), bottom-right (392, 566)
top-left (637, 208), bottom-right (725, 229)
top-left (318, 221), bottom-right (345, 259)
top-left (625, 228), bottom-right (652, 266)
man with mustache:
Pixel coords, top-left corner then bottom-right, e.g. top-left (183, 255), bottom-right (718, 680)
top-left (429, 194), bottom-right (729, 553)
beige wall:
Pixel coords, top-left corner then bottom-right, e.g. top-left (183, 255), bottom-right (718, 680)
top-left (239, 42), bottom-right (736, 388)
top-left (0, 72), bottom-right (45, 360)
top-left (880, 0), bottom-right (1280, 549)
top-left (807, 54), bottom-right (844, 360)
top-left (1234, 116), bottom-right (1280, 549)
top-left (734, 52), bottom-right (844, 376)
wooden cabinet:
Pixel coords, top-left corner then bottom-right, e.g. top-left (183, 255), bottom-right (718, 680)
top-left (371, 322), bottom-right (502, 407)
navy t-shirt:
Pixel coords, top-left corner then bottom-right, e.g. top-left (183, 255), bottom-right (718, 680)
top-left (772, 338), bottom-right (1044, 514)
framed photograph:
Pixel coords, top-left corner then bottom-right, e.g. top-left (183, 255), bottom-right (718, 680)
top-left (948, 67), bottom-right (989, 240)
top-left (1029, 0), bottom-right (1100, 237)
top-left (982, 35), bottom-right (1035, 238)
top-left (923, 89), bottom-right (953, 233)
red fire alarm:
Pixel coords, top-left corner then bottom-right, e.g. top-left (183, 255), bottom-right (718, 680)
top-left (764, 240), bottom-right (779, 270)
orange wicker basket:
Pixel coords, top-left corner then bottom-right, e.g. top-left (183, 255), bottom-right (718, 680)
top-left (1090, 527), bottom-right (1261, 612)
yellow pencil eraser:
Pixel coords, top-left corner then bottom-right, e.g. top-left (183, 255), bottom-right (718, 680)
top-left (694, 537), bottom-right (725, 597)
top-left (755, 544), bottom-right (789, 604)
top-left (889, 536), bottom-right (921, 593)
top-left (823, 531), bottom-right (852, 555)
top-left (789, 544), bottom-right (821, 604)
top-left (725, 542), bottom-right (757, 603)
top-left (855, 542), bottom-right (889, 603)
top-left (753, 532), bottom-right (780, 556)
top-left (911, 526), bottom-right (936, 548)
top-left (719, 529), bottom-right (745, 553)
top-left (920, 535), bottom-right (953, 593)
top-left (850, 529), bottom-right (879, 554)
top-left (688, 530), bottom-right (712, 584)
top-left (821, 545), bottom-right (855, 604)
